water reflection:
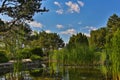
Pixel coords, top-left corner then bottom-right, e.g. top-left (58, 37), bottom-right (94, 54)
top-left (0, 67), bottom-right (104, 80)
top-left (62, 67), bottom-right (103, 80)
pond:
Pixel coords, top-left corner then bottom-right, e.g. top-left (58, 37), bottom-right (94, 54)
top-left (0, 67), bottom-right (104, 80)
top-left (62, 67), bottom-right (103, 80)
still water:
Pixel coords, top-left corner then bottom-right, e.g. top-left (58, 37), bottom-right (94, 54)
top-left (0, 67), bottom-right (103, 80)
top-left (62, 67), bottom-right (103, 80)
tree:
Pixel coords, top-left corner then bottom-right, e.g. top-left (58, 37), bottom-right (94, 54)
top-left (0, 0), bottom-right (48, 52)
top-left (30, 31), bottom-right (65, 55)
top-left (67, 33), bottom-right (89, 48)
top-left (0, 23), bottom-right (32, 58)
top-left (0, 0), bottom-right (49, 23)
top-left (90, 27), bottom-right (106, 51)
top-left (0, 0), bottom-right (48, 78)
top-left (106, 14), bottom-right (120, 43)
top-left (0, 0), bottom-right (48, 57)
top-left (0, 0), bottom-right (48, 34)
top-left (107, 14), bottom-right (120, 30)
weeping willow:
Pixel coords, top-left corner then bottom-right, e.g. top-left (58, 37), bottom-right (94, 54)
top-left (53, 44), bottom-right (98, 67)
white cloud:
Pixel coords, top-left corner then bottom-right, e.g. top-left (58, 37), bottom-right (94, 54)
top-left (56, 24), bottom-right (64, 29)
top-left (54, 1), bottom-right (64, 14)
top-left (61, 28), bottom-right (76, 35)
top-left (27, 21), bottom-right (43, 28)
top-left (54, 1), bottom-right (61, 7)
top-left (77, 0), bottom-right (84, 7)
top-left (56, 9), bottom-right (64, 14)
top-left (65, 1), bottom-right (80, 13)
top-left (85, 26), bottom-right (97, 31)
top-left (45, 30), bottom-right (51, 33)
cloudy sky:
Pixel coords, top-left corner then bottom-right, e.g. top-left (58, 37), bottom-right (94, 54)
top-left (1, 0), bottom-right (120, 43)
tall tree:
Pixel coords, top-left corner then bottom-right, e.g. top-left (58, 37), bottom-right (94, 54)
top-left (106, 14), bottom-right (120, 43)
top-left (0, 0), bottom-right (48, 77)
top-left (0, 0), bottom-right (48, 42)
top-left (30, 31), bottom-right (65, 55)
top-left (0, 22), bottom-right (31, 58)
top-left (0, 0), bottom-right (48, 55)
top-left (67, 33), bottom-right (89, 48)
top-left (107, 14), bottom-right (120, 30)
top-left (90, 27), bottom-right (106, 51)
top-left (0, 0), bottom-right (48, 23)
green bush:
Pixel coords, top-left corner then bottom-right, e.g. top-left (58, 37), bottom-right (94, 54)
top-left (30, 55), bottom-right (42, 61)
top-left (0, 51), bottom-right (9, 63)
top-left (31, 47), bottom-right (43, 57)
top-left (30, 69), bottom-right (43, 77)
top-left (19, 48), bottom-right (32, 59)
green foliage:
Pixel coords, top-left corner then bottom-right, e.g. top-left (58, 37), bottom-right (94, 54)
top-left (90, 14), bottom-right (120, 51)
top-left (18, 48), bottom-right (32, 59)
top-left (106, 14), bottom-right (120, 43)
top-left (100, 66), bottom-right (107, 76)
top-left (49, 50), bottom-right (58, 73)
top-left (0, 0), bottom-right (48, 22)
top-left (109, 29), bottom-right (120, 79)
top-left (67, 33), bottom-right (88, 48)
top-left (98, 52), bottom-right (108, 76)
top-left (89, 14), bottom-right (120, 79)
top-left (0, 0), bottom-right (48, 77)
top-left (55, 44), bottom-right (97, 66)
top-left (31, 47), bottom-right (43, 57)
top-left (30, 31), bottom-right (64, 55)
top-left (30, 55), bottom-right (42, 61)
top-left (0, 50), bottom-right (9, 63)
top-left (30, 69), bottom-right (43, 77)
top-left (90, 27), bottom-right (106, 51)
top-left (107, 14), bottom-right (120, 30)
top-left (39, 31), bottom-right (64, 50)
top-left (99, 52), bottom-right (106, 65)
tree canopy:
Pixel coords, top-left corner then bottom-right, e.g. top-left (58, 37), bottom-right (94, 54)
top-left (0, 0), bottom-right (48, 58)
top-left (90, 27), bottom-right (106, 50)
top-left (0, 0), bottom-right (48, 23)
top-left (67, 33), bottom-right (89, 48)
top-left (30, 31), bottom-right (65, 55)
top-left (106, 14), bottom-right (120, 43)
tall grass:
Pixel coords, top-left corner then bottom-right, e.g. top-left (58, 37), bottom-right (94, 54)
top-left (53, 44), bottom-right (100, 67)
top-left (103, 29), bottom-right (120, 80)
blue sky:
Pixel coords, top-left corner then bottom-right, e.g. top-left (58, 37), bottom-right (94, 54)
top-left (0, 0), bottom-right (120, 43)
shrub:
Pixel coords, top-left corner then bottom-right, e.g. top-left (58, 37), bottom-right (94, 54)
top-left (0, 51), bottom-right (9, 63)
top-left (31, 47), bottom-right (43, 57)
top-left (30, 55), bottom-right (42, 61)
top-left (19, 48), bottom-right (32, 59)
